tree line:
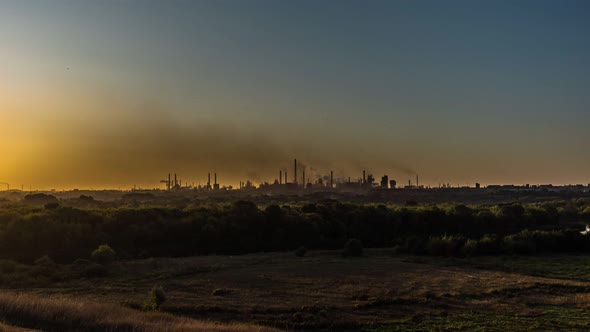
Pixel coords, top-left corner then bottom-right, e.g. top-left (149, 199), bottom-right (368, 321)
top-left (0, 199), bottom-right (589, 263)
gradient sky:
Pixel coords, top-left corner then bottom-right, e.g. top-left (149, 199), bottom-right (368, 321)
top-left (1, 0), bottom-right (589, 190)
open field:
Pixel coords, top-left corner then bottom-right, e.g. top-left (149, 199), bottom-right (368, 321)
top-left (4, 250), bottom-right (590, 331)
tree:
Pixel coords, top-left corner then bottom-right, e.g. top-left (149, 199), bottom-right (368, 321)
top-left (91, 245), bottom-right (116, 265)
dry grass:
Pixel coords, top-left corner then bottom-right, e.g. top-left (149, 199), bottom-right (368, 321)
top-left (6, 251), bottom-right (590, 330)
top-left (0, 292), bottom-right (281, 332)
top-left (0, 323), bottom-right (39, 332)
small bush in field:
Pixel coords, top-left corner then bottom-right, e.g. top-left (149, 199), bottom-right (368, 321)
top-left (343, 239), bottom-right (363, 257)
top-left (143, 286), bottom-right (166, 311)
top-left (294, 246), bottom-right (307, 257)
top-left (91, 245), bottom-right (116, 265)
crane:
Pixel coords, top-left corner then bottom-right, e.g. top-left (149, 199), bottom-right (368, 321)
top-left (0, 183), bottom-right (9, 191)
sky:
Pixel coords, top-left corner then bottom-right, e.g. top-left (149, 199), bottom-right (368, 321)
top-left (1, 0), bottom-right (589, 190)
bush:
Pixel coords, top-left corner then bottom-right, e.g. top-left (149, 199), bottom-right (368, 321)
top-left (426, 235), bottom-right (466, 257)
top-left (294, 246), bottom-right (307, 257)
top-left (143, 286), bottom-right (166, 311)
top-left (91, 245), bottom-right (116, 265)
top-left (343, 239), bottom-right (363, 257)
top-left (463, 239), bottom-right (478, 257)
top-left (477, 234), bottom-right (501, 255)
top-left (502, 234), bottom-right (536, 255)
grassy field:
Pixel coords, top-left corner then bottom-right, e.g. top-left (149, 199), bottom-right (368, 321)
top-left (4, 250), bottom-right (590, 331)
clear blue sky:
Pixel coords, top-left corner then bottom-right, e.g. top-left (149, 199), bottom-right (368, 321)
top-left (1, 0), bottom-right (589, 188)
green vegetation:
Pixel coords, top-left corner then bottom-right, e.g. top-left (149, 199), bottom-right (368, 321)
top-left (143, 286), bottom-right (166, 311)
top-left (0, 199), bottom-right (588, 264)
top-left (91, 244), bottom-right (117, 265)
top-left (394, 229), bottom-right (590, 257)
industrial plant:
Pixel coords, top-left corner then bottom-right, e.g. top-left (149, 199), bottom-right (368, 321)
top-left (150, 158), bottom-right (590, 197)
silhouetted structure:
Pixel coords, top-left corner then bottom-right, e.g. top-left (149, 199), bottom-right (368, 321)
top-left (381, 175), bottom-right (389, 189)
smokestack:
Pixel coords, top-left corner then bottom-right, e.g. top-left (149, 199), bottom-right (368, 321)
top-left (168, 173), bottom-right (171, 190)
top-left (285, 171), bottom-right (288, 184)
top-left (214, 173), bottom-right (217, 185)
top-left (330, 171), bottom-right (334, 190)
top-left (363, 170), bottom-right (366, 184)
top-left (174, 174), bottom-right (177, 187)
top-left (416, 174), bottom-right (419, 188)
top-left (279, 170), bottom-right (282, 185)
top-left (302, 170), bottom-right (305, 188)
top-left (208, 173), bottom-right (211, 185)
top-left (294, 159), bottom-right (297, 184)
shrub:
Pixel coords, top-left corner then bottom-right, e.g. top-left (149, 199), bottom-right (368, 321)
top-left (294, 246), bottom-right (307, 257)
top-left (143, 285), bottom-right (166, 311)
top-left (531, 230), bottom-right (567, 252)
top-left (343, 239), bottom-right (363, 257)
top-left (91, 245), bottom-right (116, 265)
top-left (477, 234), bottom-right (501, 255)
top-left (502, 234), bottom-right (536, 255)
top-left (463, 239), bottom-right (478, 257)
top-left (426, 235), bottom-right (466, 256)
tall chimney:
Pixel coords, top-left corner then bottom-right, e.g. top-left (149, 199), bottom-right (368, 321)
top-left (285, 171), bottom-right (288, 184)
top-left (294, 159), bottom-right (297, 184)
top-left (168, 173), bottom-right (171, 190)
top-left (330, 171), bottom-right (333, 190)
top-left (416, 174), bottom-right (419, 188)
top-left (208, 173), bottom-right (211, 185)
top-left (174, 174), bottom-right (177, 187)
top-left (363, 170), bottom-right (366, 184)
top-left (214, 173), bottom-right (217, 185)
top-left (279, 170), bottom-right (282, 185)
top-left (302, 170), bottom-right (305, 188)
